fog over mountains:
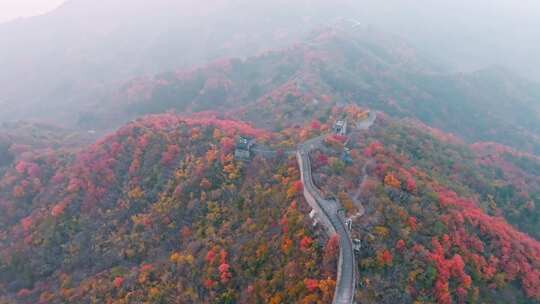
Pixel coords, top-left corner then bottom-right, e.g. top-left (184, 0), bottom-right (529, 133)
top-left (3, 1), bottom-right (540, 303)
top-left (0, 0), bottom-right (539, 125)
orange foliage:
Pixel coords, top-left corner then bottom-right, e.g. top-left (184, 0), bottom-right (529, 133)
top-left (287, 180), bottom-right (303, 199)
top-left (376, 249), bottom-right (393, 267)
top-left (384, 173), bottom-right (401, 189)
top-left (282, 237), bottom-right (293, 254)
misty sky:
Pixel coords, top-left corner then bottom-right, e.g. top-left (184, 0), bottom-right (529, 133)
top-left (0, 0), bottom-right (65, 23)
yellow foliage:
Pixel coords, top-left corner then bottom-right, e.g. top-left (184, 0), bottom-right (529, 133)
top-left (373, 226), bottom-right (390, 239)
top-left (408, 269), bottom-right (423, 284)
top-left (170, 252), bottom-right (194, 265)
top-left (128, 187), bottom-right (144, 200)
top-left (223, 161), bottom-right (239, 180)
top-left (338, 192), bottom-right (355, 214)
top-left (286, 185), bottom-right (299, 199)
top-left (318, 278), bottom-right (336, 302)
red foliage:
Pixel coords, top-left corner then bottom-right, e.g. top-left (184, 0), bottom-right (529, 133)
top-left (182, 116), bottom-right (270, 139)
top-left (220, 137), bottom-right (235, 155)
top-left (407, 216), bottom-right (418, 231)
top-left (317, 154), bottom-right (329, 166)
top-left (435, 188), bottom-right (540, 300)
top-left (292, 180), bottom-right (303, 192)
top-left (310, 120), bottom-right (321, 131)
top-left (405, 176), bottom-right (417, 192)
top-left (206, 250), bottom-right (216, 263)
top-left (219, 263), bottom-right (232, 283)
top-left (161, 144), bottom-right (180, 165)
top-left (363, 141), bottom-right (384, 157)
top-left (20, 216), bottom-right (33, 232)
top-left (377, 249), bottom-right (393, 266)
top-left (16, 289), bottom-right (31, 298)
top-left (51, 201), bottom-right (68, 217)
top-left (289, 200), bottom-right (297, 209)
top-left (304, 278), bottom-right (319, 292)
top-left (139, 264), bottom-right (153, 273)
top-left (326, 134), bottom-right (347, 146)
top-left (300, 236), bottom-right (314, 251)
top-left (430, 248), bottom-right (471, 304)
top-left (113, 276), bottom-right (124, 288)
top-left (15, 161), bottom-right (27, 174)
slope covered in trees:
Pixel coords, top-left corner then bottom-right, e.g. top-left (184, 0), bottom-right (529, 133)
top-left (0, 114), bottom-right (338, 303)
top-left (1, 10), bottom-right (539, 304)
top-left (0, 122), bottom-right (95, 176)
top-left (1, 102), bottom-right (540, 303)
top-left (96, 26), bottom-right (540, 155)
top-left (307, 111), bottom-right (540, 303)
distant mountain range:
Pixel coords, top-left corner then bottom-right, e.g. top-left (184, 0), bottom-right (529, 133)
top-left (1, 0), bottom-right (539, 128)
top-left (0, 0), bottom-right (356, 124)
top-left (85, 25), bottom-right (539, 154)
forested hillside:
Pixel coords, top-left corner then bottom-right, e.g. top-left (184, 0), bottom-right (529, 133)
top-left (309, 114), bottom-right (540, 302)
top-left (1, 2), bottom-right (539, 303)
top-left (1, 105), bottom-right (540, 303)
top-left (0, 115), bottom-right (339, 303)
top-left (103, 27), bottom-right (540, 155)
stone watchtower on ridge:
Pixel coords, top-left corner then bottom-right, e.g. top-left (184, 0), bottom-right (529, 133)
top-left (234, 136), bottom-right (255, 160)
top-left (333, 120), bottom-right (348, 136)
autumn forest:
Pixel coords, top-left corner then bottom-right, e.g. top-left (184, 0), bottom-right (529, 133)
top-left (1, 1), bottom-right (540, 304)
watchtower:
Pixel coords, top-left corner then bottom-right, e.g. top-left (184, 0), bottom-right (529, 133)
top-left (333, 120), bottom-right (348, 136)
top-left (234, 136), bottom-right (255, 160)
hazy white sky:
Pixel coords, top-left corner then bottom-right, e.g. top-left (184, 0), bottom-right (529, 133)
top-left (0, 0), bottom-right (66, 23)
